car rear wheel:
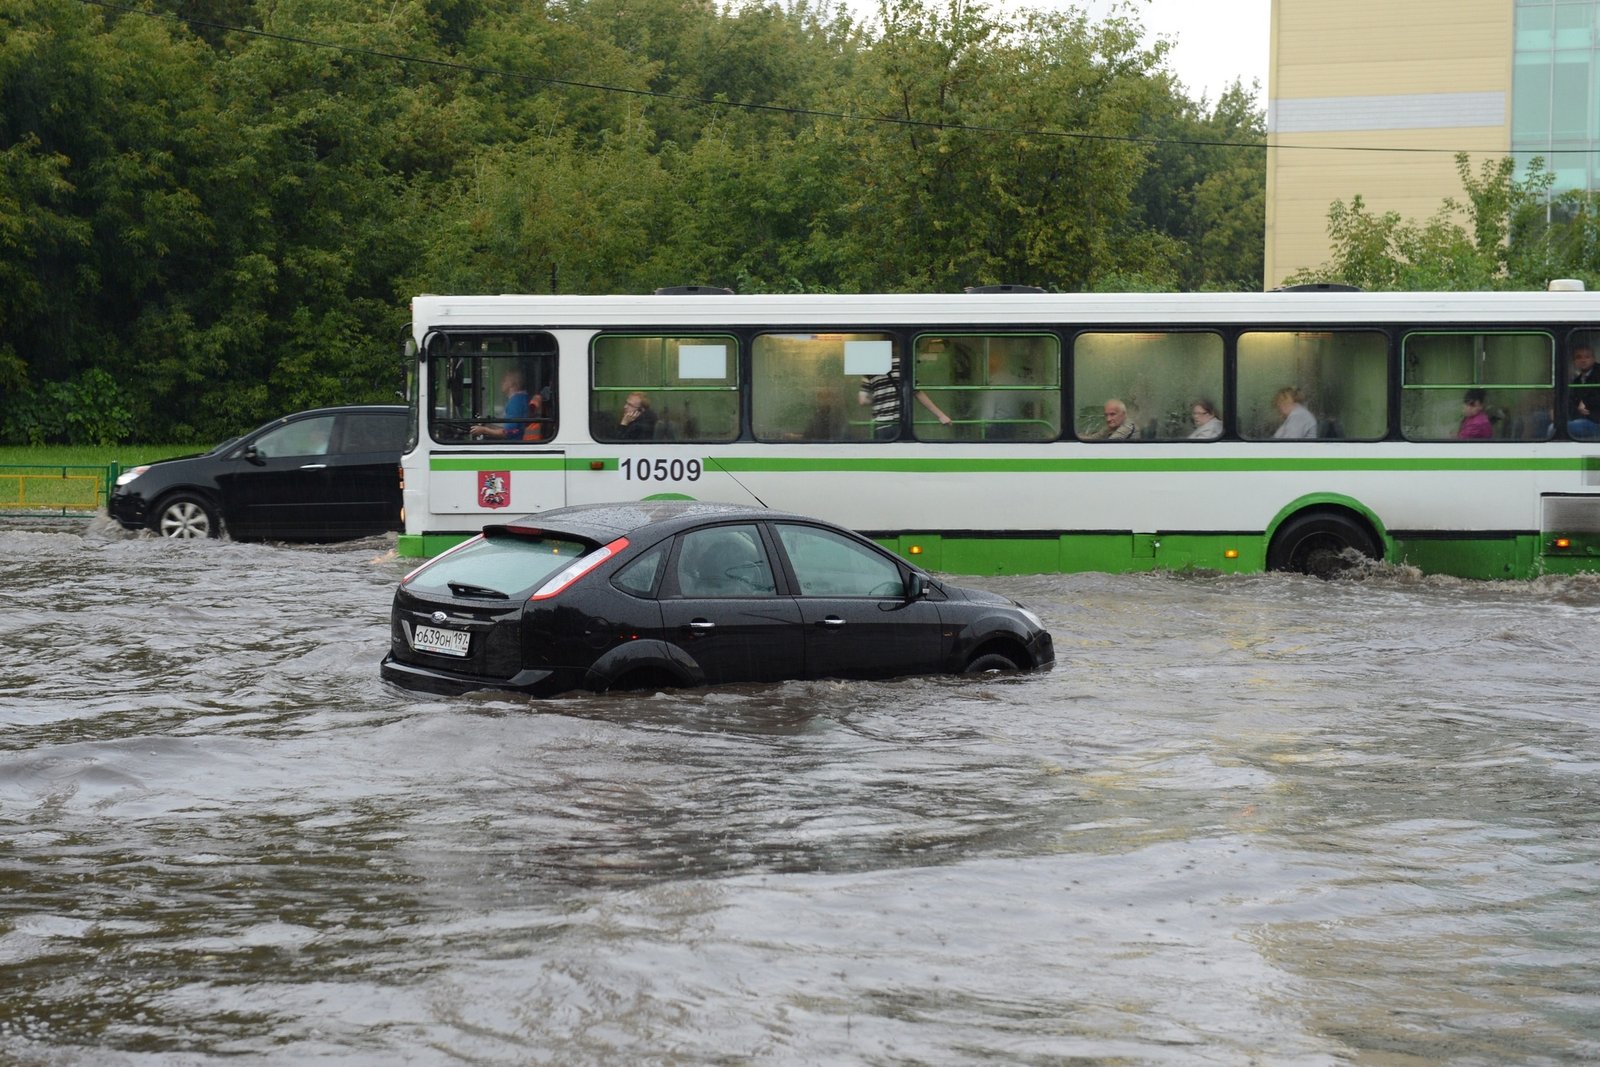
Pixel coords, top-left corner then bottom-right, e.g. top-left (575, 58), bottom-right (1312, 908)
top-left (152, 493), bottom-right (220, 539)
top-left (964, 651), bottom-right (1021, 674)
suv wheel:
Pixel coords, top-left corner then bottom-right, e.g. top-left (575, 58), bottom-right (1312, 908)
top-left (153, 493), bottom-right (220, 539)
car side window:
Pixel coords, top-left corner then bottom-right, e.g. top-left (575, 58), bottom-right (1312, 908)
top-left (341, 412), bottom-right (407, 453)
top-left (674, 524), bottom-right (777, 598)
top-left (613, 542), bottom-right (667, 597)
top-left (774, 523), bottom-right (905, 597)
top-left (254, 416), bottom-right (334, 458)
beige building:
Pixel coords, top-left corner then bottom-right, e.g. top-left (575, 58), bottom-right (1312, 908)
top-left (1266, 0), bottom-right (1519, 288)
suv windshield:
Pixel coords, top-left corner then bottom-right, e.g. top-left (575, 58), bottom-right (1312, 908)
top-left (408, 534), bottom-right (589, 598)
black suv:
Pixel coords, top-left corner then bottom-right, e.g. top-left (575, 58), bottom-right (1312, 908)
top-left (381, 500), bottom-right (1054, 696)
top-left (108, 405), bottom-right (408, 541)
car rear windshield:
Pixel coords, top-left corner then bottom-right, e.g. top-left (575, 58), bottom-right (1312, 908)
top-left (408, 534), bottom-right (590, 598)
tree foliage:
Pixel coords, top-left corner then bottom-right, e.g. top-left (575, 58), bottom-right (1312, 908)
top-left (1284, 152), bottom-right (1600, 293)
top-left (0, 0), bottom-right (1266, 442)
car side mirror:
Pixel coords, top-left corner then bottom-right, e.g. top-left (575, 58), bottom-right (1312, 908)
top-left (906, 572), bottom-right (929, 601)
top-left (243, 445), bottom-right (266, 466)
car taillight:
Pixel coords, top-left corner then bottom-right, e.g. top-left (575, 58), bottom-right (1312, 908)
top-left (530, 536), bottom-right (629, 600)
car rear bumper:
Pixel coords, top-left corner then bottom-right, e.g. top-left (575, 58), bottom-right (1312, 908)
top-left (379, 653), bottom-right (568, 696)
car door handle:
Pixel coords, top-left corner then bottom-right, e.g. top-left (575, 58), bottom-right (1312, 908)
top-left (299, 463), bottom-right (328, 470)
top-left (687, 619), bottom-right (715, 633)
top-left (817, 616), bottom-right (846, 628)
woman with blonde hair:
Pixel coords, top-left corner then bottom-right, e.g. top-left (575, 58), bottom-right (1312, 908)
top-left (1272, 387), bottom-right (1318, 439)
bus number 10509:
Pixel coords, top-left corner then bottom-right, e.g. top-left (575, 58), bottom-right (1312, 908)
top-left (618, 457), bottom-right (703, 482)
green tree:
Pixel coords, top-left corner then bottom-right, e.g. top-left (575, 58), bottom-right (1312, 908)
top-left (1287, 153), bottom-right (1566, 292)
top-left (808, 0), bottom-right (1175, 292)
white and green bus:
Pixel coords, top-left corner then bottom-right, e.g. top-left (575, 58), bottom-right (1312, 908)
top-left (398, 285), bottom-right (1600, 579)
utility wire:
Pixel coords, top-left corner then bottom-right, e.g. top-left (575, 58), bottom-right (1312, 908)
top-left (75, 0), bottom-right (1570, 158)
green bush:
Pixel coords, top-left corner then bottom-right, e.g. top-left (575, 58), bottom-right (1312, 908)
top-left (2, 369), bottom-right (135, 446)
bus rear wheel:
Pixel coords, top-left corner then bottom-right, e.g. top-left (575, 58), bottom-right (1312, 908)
top-left (1267, 512), bottom-right (1377, 579)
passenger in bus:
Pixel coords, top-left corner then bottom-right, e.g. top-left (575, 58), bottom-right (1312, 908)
top-left (1568, 345), bottom-right (1600, 439)
top-left (1088, 398), bottom-right (1139, 441)
top-left (1188, 399), bottom-right (1223, 439)
top-left (802, 386), bottom-right (845, 440)
top-left (859, 358), bottom-right (952, 439)
top-left (470, 368), bottom-right (532, 440)
top-left (1457, 389), bottom-right (1494, 440)
top-left (616, 392), bottom-right (657, 441)
top-left (1271, 388), bottom-right (1318, 439)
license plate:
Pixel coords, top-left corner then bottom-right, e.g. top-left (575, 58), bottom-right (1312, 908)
top-left (413, 624), bottom-right (470, 657)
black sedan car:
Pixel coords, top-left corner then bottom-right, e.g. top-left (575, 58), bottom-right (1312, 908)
top-left (380, 500), bottom-right (1054, 696)
top-left (108, 405), bottom-right (408, 541)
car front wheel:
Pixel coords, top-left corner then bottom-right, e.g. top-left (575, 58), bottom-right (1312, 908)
top-left (963, 651), bottom-right (1021, 674)
top-left (152, 493), bottom-right (220, 539)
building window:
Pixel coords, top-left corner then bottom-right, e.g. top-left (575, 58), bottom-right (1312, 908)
top-left (1513, 0), bottom-right (1600, 194)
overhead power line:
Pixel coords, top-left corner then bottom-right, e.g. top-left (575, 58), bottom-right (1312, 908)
top-left (74, 0), bottom-right (1573, 158)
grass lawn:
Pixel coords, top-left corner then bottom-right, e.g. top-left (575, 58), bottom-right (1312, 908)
top-left (0, 444), bottom-right (204, 511)
top-left (0, 444), bottom-right (203, 467)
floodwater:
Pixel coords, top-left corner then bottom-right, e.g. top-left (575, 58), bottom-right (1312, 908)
top-left (3, 519), bottom-right (1599, 1066)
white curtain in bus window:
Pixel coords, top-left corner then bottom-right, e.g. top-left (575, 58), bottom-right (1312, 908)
top-left (912, 335), bottom-right (1061, 442)
top-left (1236, 331), bottom-right (1387, 441)
top-left (590, 334), bottom-right (739, 443)
top-left (843, 340), bottom-right (893, 375)
top-left (1400, 332), bottom-right (1553, 442)
top-left (678, 344), bottom-right (727, 379)
top-left (1072, 332), bottom-right (1223, 441)
top-left (752, 333), bottom-right (891, 442)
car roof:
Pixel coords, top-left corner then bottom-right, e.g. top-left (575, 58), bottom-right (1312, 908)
top-left (275, 404), bottom-right (408, 419)
top-left (489, 500), bottom-right (818, 543)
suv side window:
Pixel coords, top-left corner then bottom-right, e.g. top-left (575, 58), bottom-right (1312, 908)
top-left (342, 412), bottom-right (407, 453)
top-left (254, 416), bottom-right (334, 458)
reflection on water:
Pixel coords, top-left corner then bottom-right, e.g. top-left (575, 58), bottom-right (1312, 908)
top-left (3, 522), bottom-right (1599, 1064)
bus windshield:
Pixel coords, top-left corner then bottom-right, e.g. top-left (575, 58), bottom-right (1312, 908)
top-left (425, 331), bottom-right (558, 444)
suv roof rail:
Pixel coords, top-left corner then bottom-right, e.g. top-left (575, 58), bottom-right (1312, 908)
top-left (654, 285), bottom-right (735, 295)
top-left (963, 284), bottom-right (1046, 294)
top-left (1272, 282), bottom-right (1361, 292)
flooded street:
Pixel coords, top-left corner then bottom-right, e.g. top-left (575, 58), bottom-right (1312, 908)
top-left (3, 522), bottom-right (1599, 1065)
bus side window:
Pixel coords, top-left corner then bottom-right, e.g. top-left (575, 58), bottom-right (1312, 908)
top-left (1073, 331), bottom-right (1223, 441)
top-left (912, 334), bottom-right (1062, 442)
top-left (593, 335), bottom-right (739, 443)
top-left (752, 333), bottom-right (883, 443)
top-left (1238, 331), bottom-right (1388, 441)
top-left (1400, 332), bottom-right (1552, 442)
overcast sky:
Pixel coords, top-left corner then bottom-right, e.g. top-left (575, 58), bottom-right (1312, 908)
top-left (851, 0), bottom-right (1272, 104)
top-left (1053, 0), bottom-right (1270, 102)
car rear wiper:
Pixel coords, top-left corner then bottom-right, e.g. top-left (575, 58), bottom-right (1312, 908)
top-left (447, 581), bottom-right (509, 599)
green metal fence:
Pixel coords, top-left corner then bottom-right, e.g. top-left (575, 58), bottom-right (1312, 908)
top-left (0, 464), bottom-right (117, 516)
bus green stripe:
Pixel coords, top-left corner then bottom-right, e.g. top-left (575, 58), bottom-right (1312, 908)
top-left (429, 455), bottom-right (1597, 474)
top-left (431, 457), bottom-right (567, 472)
top-left (681, 456), bottom-right (1593, 474)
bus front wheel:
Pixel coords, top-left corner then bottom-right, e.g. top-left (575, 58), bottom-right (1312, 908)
top-left (1267, 512), bottom-right (1377, 579)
